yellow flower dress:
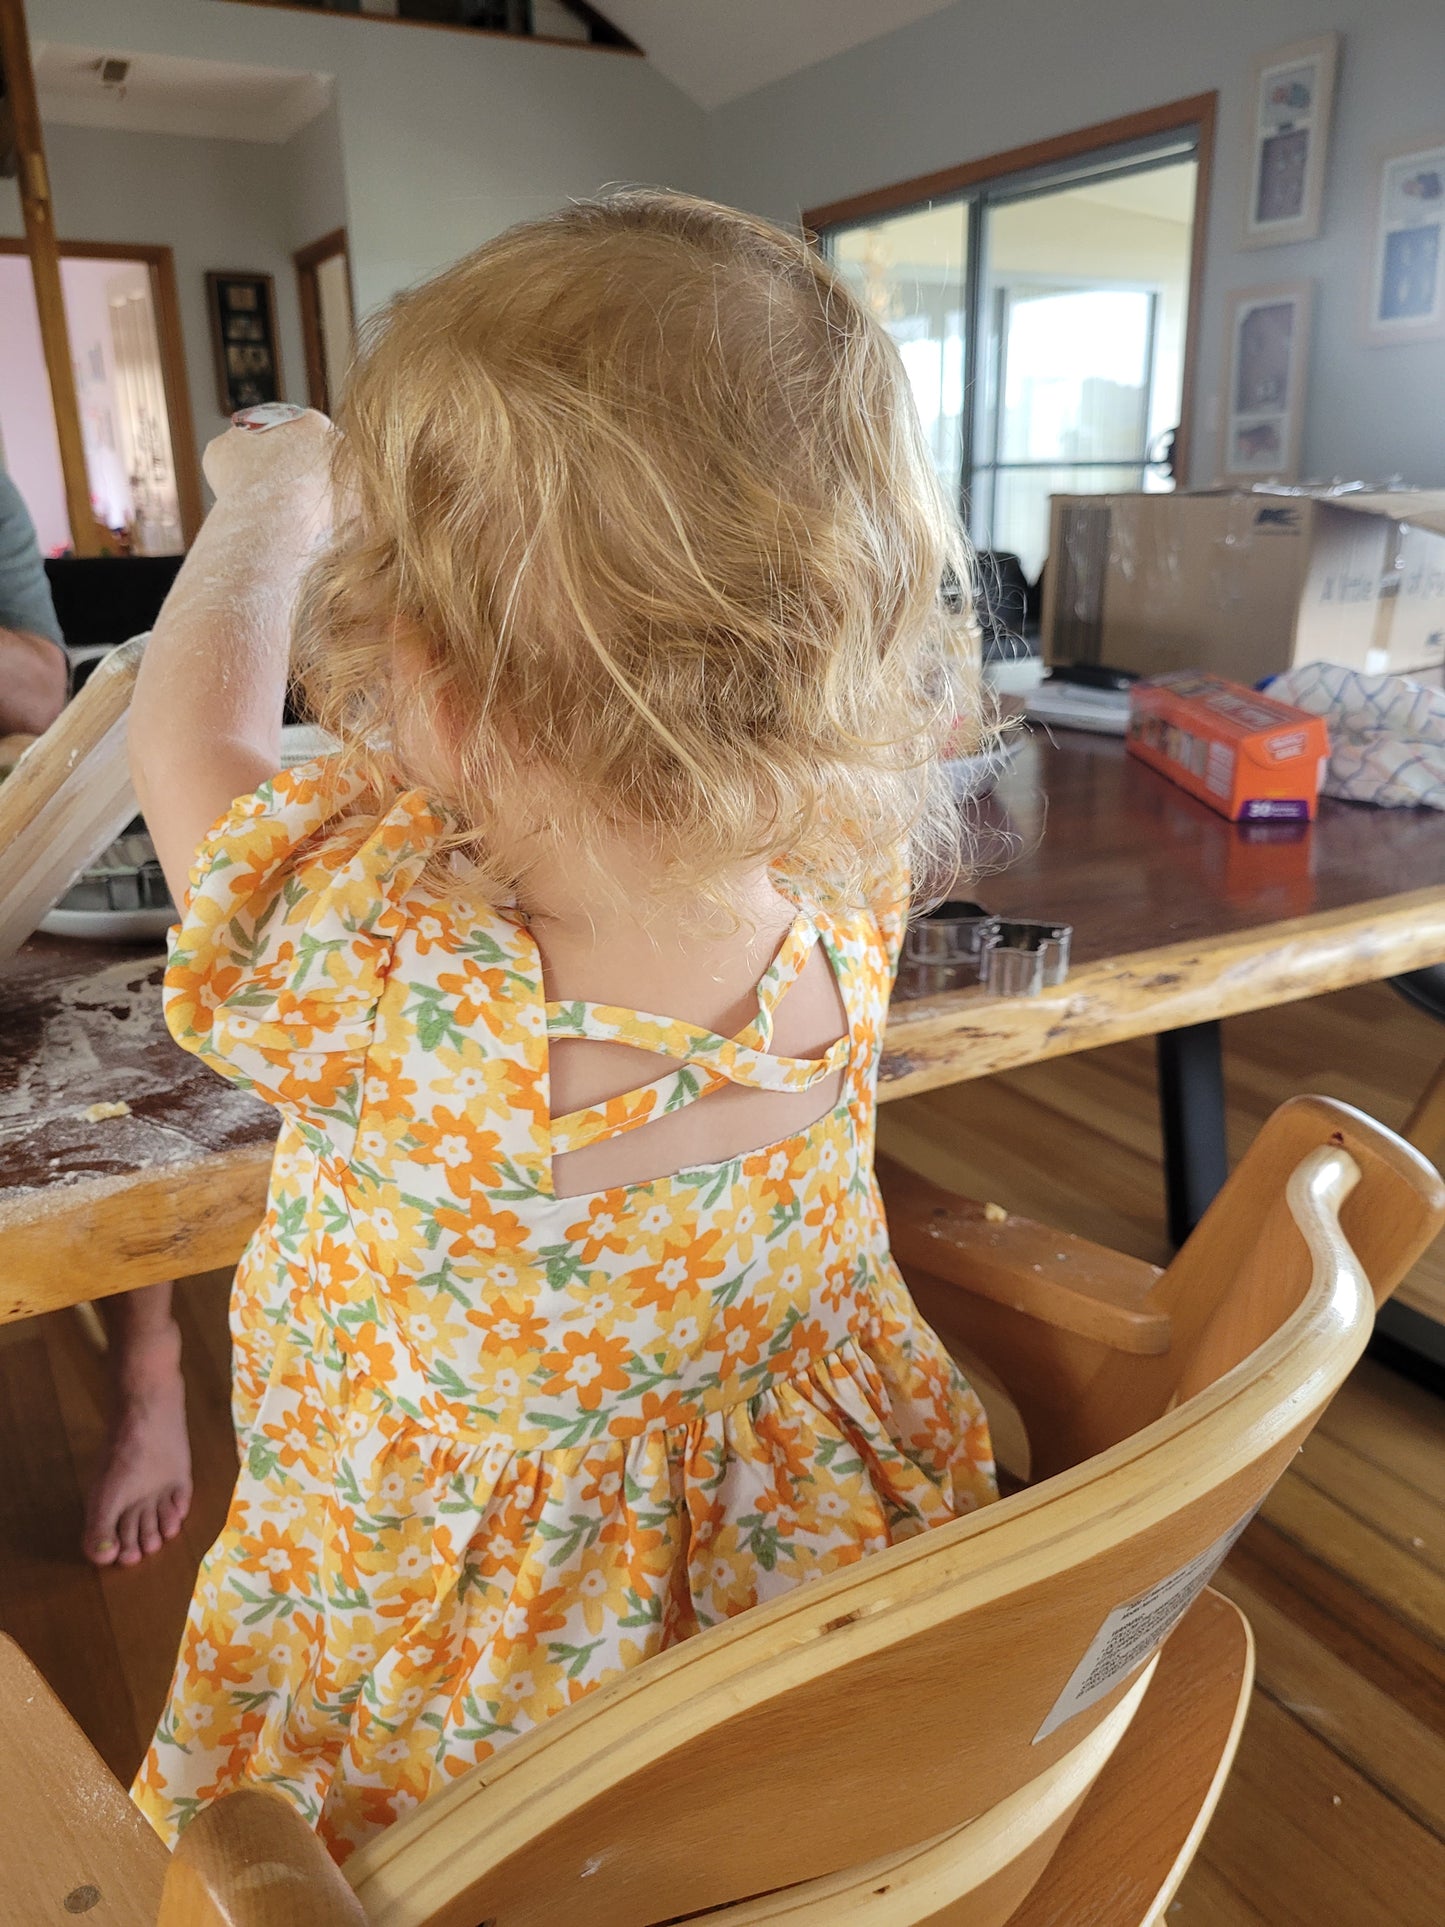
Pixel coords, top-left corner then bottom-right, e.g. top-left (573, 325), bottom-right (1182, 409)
top-left (133, 760), bottom-right (996, 1859)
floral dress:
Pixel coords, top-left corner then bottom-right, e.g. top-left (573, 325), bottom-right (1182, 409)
top-left (132, 759), bottom-right (996, 1859)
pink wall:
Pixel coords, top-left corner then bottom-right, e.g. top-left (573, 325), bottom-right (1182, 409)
top-left (0, 255), bottom-right (69, 555)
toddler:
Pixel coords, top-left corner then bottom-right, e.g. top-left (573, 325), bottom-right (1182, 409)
top-left (128, 191), bottom-right (995, 1859)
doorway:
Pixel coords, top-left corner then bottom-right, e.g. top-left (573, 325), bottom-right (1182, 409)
top-left (815, 98), bottom-right (1212, 584)
top-left (0, 241), bottom-right (201, 555)
top-left (294, 228), bottom-right (356, 416)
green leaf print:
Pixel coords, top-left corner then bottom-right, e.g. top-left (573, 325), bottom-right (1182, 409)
top-left (534, 1511), bottom-right (605, 1562)
top-left (292, 929), bottom-right (349, 989)
top-left (548, 1637), bottom-right (606, 1680)
top-left (453, 1694), bottom-right (520, 1745)
top-left (246, 1438), bottom-right (280, 1482)
top-left (663, 1066), bottom-right (701, 1112)
top-left (524, 1406), bottom-right (611, 1449)
top-left (618, 1591), bottom-right (663, 1630)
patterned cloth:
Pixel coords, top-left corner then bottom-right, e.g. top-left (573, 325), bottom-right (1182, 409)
top-left (1267, 662), bottom-right (1445, 809)
top-left (131, 760), bottom-right (996, 1858)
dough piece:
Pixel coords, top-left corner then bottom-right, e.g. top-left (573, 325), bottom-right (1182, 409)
top-left (84, 1100), bottom-right (132, 1122)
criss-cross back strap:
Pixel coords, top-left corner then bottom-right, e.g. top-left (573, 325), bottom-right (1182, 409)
top-left (547, 918), bottom-right (849, 1157)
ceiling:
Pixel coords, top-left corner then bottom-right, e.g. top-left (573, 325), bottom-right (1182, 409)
top-left (32, 43), bottom-right (331, 145)
top-left (598, 0), bottom-right (961, 110)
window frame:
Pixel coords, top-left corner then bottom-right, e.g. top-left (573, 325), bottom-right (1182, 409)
top-left (806, 94), bottom-right (1217, 502)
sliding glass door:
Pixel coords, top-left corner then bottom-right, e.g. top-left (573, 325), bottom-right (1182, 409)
top-left (826, 140), bottom-right (1199, 583)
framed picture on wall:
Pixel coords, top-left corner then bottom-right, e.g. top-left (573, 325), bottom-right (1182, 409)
top-left (206, 271), bottom-right (284, 413)
top-left (1241, 33), bottom-right (1339, 249)
top-left (1365, 137), bottom-right (1445, 344)
top-left (1219, 282), bottom-right (1313, 483)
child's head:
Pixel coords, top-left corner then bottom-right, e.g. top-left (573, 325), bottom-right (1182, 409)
top-left (296, 189), bottom-right (978, 911)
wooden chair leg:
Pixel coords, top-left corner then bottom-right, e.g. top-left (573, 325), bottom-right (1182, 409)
top-left (157, 1789), bottom-right (368, 1926)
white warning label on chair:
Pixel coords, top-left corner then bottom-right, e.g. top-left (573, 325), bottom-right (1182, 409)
top-left (1033, 1508), bottom-right (1258, 1744)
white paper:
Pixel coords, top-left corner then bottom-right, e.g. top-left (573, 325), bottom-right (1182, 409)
top-left (1033, 1509), bottom-right (1257, 1744)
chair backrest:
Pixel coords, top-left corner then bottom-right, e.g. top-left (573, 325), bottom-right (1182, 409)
top-left (0, 634), bottom-right (146, 961)
top-left (335, 1110), bottom-right (1431, 1927)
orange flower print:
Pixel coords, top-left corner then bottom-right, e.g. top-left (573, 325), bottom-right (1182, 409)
top-left (140, 775), bottom-right (995, 1861)
top-left (565, 1201), bottom-right (631, 1265)
top-left (538, 1331), bottom-right (633, 1411)
top-left (242, 1520), bottom-right (319, 1594)
top-left (715, 1297), bottom-right (772, 1370)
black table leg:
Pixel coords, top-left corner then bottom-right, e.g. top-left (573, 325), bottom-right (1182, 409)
top-left (1157, 1021), bottom-right (1228, 1248)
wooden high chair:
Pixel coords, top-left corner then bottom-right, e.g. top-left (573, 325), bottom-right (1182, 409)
top-left (3, 1095), bottom-right (1441, 1926)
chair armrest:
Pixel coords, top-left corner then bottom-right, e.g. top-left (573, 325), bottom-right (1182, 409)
top-left (877, 1156), bottom-right (1170, 1356)
top-left (0, 1632), bottom-right (167, 1920)
top-left (158, 1789), bottom-right (367, 1926)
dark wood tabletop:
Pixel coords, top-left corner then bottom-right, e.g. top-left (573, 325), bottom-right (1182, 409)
top-left (3, 726), bottom-right (1443, 1315)
top-left (901, 727), bottom-right (1445, 977)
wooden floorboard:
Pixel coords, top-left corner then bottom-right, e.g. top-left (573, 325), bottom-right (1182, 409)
top-left (880, 978), bottom-right (1445, 1926)
top-left (0, 980), bottom-right (1440, 1920)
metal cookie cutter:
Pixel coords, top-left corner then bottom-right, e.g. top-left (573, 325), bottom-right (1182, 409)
top-left (900, 899), bottom-right (1000, 996)
top-left (983, 919), bottom-right (1073, 999)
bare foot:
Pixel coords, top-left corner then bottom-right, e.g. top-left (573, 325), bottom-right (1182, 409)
top-left (83, 1318), bottom-right (192, 1567)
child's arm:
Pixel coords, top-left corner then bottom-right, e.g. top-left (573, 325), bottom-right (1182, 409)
top-left (129, 407), bottom-right (335, 908)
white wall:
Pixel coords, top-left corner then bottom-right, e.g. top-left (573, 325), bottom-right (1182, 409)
top-left (281, 98), bottom-right (348, 257)
top-left (705, 0), bottom-right (1445, 489)
top-left (27, 0), bottom-right (707, 315)
top-left (0, 120), bottom-right (310, 458)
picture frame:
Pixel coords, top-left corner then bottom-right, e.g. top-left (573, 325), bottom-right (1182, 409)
top-left (1240, 33), bottom-right (1339, 249)
top-left (1365, 136), bottom-right (1445, 345)
top-left (205, 271), bottom-right (284, 413)
top-left (1219, 282), bottom-right (1313, 484)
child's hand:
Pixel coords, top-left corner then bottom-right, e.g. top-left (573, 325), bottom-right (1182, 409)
top-left (203, 404), bottom-right (334, 507)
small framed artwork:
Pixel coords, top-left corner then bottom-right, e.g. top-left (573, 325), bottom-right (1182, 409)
top-left (1365, 137), bottom-right (1445, 344)
top-left (1241, 33), bottom-right (1339, 249)
top-left (206, 271), bottom-right (284, 413)
top-left (1219, 282), bottom-right (1314, 483)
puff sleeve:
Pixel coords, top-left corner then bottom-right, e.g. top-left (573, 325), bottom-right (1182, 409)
top-left (162, 758), bottom-right (444, 1138)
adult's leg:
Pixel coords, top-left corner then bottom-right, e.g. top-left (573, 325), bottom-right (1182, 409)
top-left (83, 1281), bottom-right (191, 1567)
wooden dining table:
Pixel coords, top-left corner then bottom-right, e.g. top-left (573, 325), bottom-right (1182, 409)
top-left (3, 726), bottom-right (1443, 1323)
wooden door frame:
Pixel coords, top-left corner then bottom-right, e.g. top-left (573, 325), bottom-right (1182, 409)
top-left (293, 226), bottom-right (353, 415)
top-left (803, 92), bottom-right (1217, 487)
top-left (0, 0), bottom-right (103, 553)
top-left (0, 235), bottom-right (204, 545)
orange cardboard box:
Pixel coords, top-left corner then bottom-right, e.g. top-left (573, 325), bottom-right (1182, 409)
top-left (1127, 671), bottom-right (1330, 822)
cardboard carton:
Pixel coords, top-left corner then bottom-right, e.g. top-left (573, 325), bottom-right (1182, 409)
top-left (1043, 488), bottom-right (1445, 684)
top-left (1127, 671), bottom-right (1330, 822)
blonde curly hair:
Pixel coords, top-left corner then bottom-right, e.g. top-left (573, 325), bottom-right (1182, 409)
top-left (294, 189), bottom-right (979, 913)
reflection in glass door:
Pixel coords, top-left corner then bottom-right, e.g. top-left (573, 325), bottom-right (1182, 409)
top-left (824, 151), bottom-right (1198, 584)
top-left (833, 201), bottom-right (969, 496)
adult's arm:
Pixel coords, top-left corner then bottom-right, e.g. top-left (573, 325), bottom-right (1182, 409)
top-left (0, 627), bottom-right (67, 734)
top-left (128, 409), bottom-right (334, 908)
top-left (0, 473), bottom-right (67, 734)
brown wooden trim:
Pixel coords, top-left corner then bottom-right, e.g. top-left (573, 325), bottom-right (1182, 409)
top-left (296, 252), bottom-right (326, 412)
top-left (146, 248), bottom-right (204, 544)
top-left (293, 226), bottom-right (348, 274)
top-left (294, 227), bottom-right (353, 413)
top-left (0, 0), bottom-right (103, 555)
top-left (0, 235), bottom-right (205, 545)
top-left (1174, 95), bottom-right (1216, 485)
top-left (803, 93), bottom-right (1219, 232)
top-left (214, 0), bottom-right (641, 55)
